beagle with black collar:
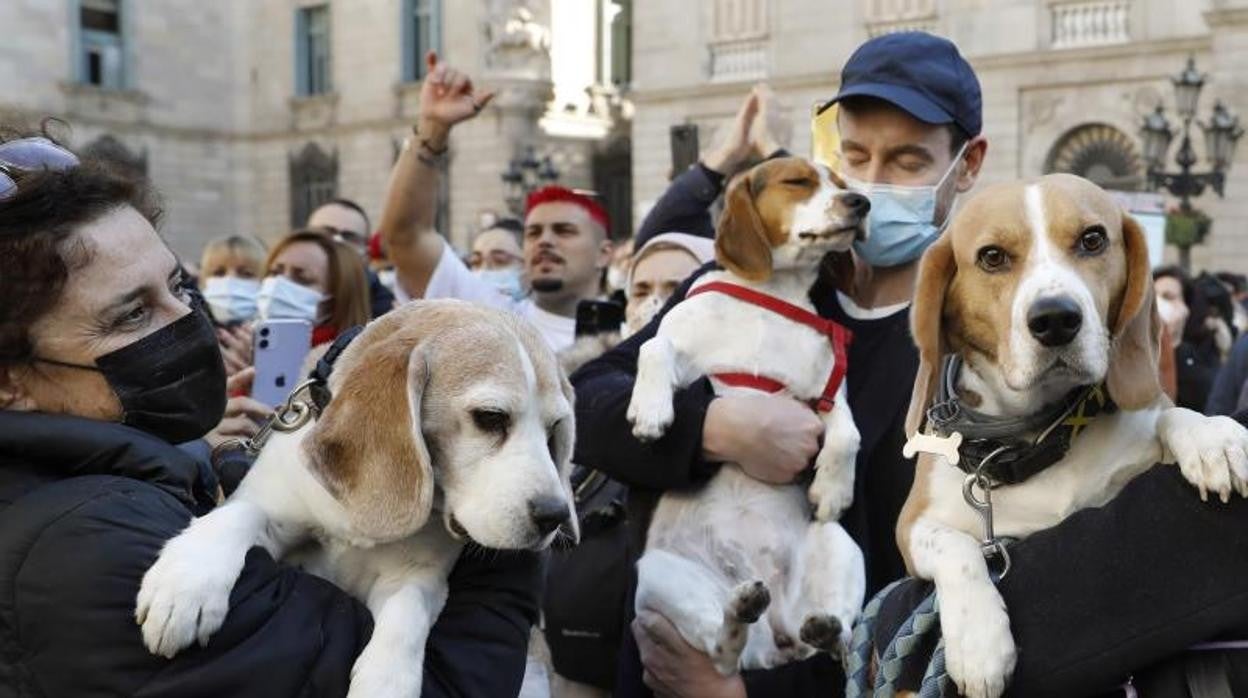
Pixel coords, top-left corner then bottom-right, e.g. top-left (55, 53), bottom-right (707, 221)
top-left (627, 157), bottom-right (869, 673)
top-left (136, 301), bottom-right (578, 698)
top-left (898, 173), bottom-right (1248, 698)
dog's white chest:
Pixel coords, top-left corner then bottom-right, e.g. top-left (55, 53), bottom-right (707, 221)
top-left (925, 408), bottom-right (1165, 538)
top-left (658, 283), bottom-right (835, 401)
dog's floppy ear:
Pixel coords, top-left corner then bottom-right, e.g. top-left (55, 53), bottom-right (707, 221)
top-left (905, 233), bottom-right (956, 438)
top-left (716, 172), bottom-right (773, 282)
top-left (1106, 212), bottom-right (1162, 410)
top-left (305, 334), bottom-right (435, 541)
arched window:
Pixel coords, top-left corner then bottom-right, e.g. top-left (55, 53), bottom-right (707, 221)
top-left (1045, 123), bottom-right (1144, 191)
top-left (289, 143), bottom-right (338, 227)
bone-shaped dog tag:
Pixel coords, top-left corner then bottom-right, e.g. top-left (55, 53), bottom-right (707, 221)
top-left (903, 432), bottom-right (963, 465)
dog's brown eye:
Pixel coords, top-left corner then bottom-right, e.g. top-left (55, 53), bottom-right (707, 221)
top-left (976, 246), bottom-right (1010, 272)
top-left (1077, 227), bottom-right (1108, 256)
top-left (471, 409), bottom-right (510, 433)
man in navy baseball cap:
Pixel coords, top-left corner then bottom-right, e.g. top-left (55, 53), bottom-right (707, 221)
top-left (818, 31), bottom-right (987, 271)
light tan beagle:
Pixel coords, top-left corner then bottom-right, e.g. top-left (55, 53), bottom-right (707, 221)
top-left (628, 157), bottom-right (869, 673)
top-left (136, 301), bottom-right (578, 698)
top-left (897, 173), bottom-right (1248, 698)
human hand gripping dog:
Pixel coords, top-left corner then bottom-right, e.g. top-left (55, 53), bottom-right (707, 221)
top-left (626, 157), bottom-right (870, 678)
top-left (135, 301), bottom-right (577, 698)
top-left (897, 174), bottom-right (1248, 698)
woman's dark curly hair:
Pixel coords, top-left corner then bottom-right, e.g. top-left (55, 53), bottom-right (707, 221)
top-left (0, 124), bottom-right (162, 368)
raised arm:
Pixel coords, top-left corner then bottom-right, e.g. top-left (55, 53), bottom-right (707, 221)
top-left (637, 85), bottom-right (790, 243)
top-left (378, 52), bottom-right (494, 299)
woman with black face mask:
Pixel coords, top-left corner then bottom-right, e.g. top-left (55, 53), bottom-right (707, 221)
top-left (0, 131), bottom-right (540, 697)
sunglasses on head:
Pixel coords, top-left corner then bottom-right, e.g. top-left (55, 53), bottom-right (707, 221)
top-left (0, 137), bottom-right (81, 201)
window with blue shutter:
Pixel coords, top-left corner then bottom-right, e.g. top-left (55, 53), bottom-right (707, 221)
top-left (77, 0), bottom-right (127, 89)
top-left (296, 5), bottom-right (332, 96)
top-left (402, 0), bottom-right (441, 82)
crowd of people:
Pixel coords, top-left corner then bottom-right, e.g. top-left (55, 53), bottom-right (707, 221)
top-left (1, 30), bottom-right (1248, 698)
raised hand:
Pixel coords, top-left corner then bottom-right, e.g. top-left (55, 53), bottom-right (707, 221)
top-left (418, 52), bottom-right (496, 135)
top-left (703, 90), bottom-right (760, 176)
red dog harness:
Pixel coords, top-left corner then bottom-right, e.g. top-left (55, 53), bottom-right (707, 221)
top-left (686, 280), bottom-right (852, 413)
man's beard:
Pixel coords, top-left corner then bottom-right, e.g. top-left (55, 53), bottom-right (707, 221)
top-left (531, 278), bottom-right (565, 293)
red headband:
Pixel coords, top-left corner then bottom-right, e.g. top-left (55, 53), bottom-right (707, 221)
top-left (525, 186), bottom-right (610, 232)
top-left (368, 232), bottom-right (385, 261)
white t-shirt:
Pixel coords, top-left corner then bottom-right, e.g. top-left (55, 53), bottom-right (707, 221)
top-left (393, 239), bottom-right (577, 352)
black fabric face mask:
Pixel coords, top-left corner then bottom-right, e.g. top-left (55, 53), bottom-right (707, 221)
top-left (37, 308), bottom-right (227, 444)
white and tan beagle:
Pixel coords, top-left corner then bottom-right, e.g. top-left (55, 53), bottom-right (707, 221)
top-left (628, 157), bottom-right (869, 673)
top-left (898, 174), bottom-right (1248, 698)
top-left (136, 301), bottom-right (578, 698)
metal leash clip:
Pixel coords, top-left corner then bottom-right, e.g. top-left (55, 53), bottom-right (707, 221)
top-left (962, 445), bottom-right (1013, 582)
top-left (244, 378), bottom-right (321, 456)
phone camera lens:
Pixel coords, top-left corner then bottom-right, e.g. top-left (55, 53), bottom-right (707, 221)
top-left (258, 339), bottom-right (270, 350)
top-left (259, 327), bottom-right (270, 337)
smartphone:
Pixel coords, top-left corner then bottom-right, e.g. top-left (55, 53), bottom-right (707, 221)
top-left (252, 319), bottom-right (313, 408)
top-left (669, 124), bottom-right (700, 176)
top-left (575, 299), bottom-right (626, 338)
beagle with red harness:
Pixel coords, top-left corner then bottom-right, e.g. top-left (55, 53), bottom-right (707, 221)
top-left (627, 157), bottom-right (868, 673)
top-left (898, 174), bottom-right (1248, 698)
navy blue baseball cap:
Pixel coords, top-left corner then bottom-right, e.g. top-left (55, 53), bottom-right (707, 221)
top-left (821, 32), bottom-right (982, 137)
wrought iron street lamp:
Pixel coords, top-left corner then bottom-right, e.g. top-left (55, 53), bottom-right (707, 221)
top-left (501, 145), bottom-right (560, 215)
top-left (1140, 57), bottom-right (1243, 269)
top-left (1141, 57), bottom-right (1242, 205)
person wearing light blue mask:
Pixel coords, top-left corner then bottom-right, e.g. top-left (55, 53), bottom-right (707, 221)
top-left (467, 219), bottom-right (528, 301)
top-left (843, 140), bottom-right (970, 268)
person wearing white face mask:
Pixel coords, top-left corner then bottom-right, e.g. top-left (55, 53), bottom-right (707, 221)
top-left (467, 218), bottom-right (527, 301)
top-left (198, 234), bottom-right (267, 377)
top-left (262, 230), bottom-right (372, 349)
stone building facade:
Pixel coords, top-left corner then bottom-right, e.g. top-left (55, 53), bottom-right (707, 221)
top-left (0, 0), bottom-right (631, 260)
top-left (629, 0), bottom-right (1248, 272)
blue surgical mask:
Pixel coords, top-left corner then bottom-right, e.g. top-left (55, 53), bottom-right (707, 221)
top-left (474, 268), bottom-right (525, 300)
top-left (202, 276), bottom-right (260, 324)
top-left (257, 275), bottom-right (324, 323)
top-left (845, 143), bottom-right (967, 268)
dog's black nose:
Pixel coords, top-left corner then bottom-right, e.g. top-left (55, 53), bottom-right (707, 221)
top-left (529, 496), bottom-right (570, 536)
top-left (1027, 296), bottom-right (1083, 347)
top-left (838, 192), bottom-right (870, 218)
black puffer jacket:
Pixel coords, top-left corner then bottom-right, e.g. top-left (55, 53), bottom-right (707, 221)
top-left (0, 410), bottom-right (540, 697)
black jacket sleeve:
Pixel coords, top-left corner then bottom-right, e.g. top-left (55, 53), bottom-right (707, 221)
top-left (571, 266), bottom-right (720, 490)
top-left (15, 476), bottom-right (537, 698)
top-left (423, 549), bottom-right (543, 698)
top-left (635, 164), bottom-right (725, 244)
top-left (13, 476), bottom-right (370, 698)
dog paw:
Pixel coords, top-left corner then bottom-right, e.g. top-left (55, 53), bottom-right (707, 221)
top-left (940, 588), bottom-right (1016, 698)
top-left (627, 391), bottom-right (675, 442)
top-left (1161, 409), bottom-right (1248, 503)
top-left (799, 613), bottom-right (850, 658)
top-left (349, 644), bottom-right (422, 698)
top-left (808, 452), bottom-right (855, 521)
top-left (728, 580), bottom-right (771, 623)
top-left (135, 533), bottom-right (240, 658)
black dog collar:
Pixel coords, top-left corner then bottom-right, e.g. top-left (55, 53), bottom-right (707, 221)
top-left (925, 356), bottom-right (1117, 486)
